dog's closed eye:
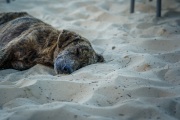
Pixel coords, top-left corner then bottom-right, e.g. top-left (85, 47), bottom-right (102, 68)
top-left (76, 48), bottom-right (81, 57)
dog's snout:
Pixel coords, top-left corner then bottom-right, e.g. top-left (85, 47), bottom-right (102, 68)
top-left (54, 57), bottom-right (74, 74)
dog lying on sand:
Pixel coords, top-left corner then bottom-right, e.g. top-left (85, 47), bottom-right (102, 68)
top-left (0, 12), bottom-right (104, 74)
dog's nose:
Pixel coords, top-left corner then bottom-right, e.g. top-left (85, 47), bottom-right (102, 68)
top-left (61, 65), bottom-right (73, 74)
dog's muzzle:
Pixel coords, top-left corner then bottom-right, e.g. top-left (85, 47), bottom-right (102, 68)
top-left (54, 56), bottom-right (75, 74)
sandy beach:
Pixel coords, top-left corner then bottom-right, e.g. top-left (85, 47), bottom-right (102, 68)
top-left (0, 0), bottom-right (180, 120)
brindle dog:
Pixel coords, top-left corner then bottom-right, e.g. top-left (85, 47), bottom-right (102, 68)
top-left (0, 12), bottom-right (104, 74)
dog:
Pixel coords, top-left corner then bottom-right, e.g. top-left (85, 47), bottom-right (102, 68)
top-left (0, 12), bottom-right (104, 74)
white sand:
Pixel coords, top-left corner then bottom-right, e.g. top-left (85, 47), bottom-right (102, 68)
top-left (0, 0), bottom-right (180, 120)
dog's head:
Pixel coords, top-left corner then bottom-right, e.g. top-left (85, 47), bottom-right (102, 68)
top-left (53, 30), bottom-right (104, 74)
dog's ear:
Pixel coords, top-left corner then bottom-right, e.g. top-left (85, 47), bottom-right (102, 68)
top-left (57, 30), bottom-right (80, 48)
top-left (96, 54), bottom-right (104, 62)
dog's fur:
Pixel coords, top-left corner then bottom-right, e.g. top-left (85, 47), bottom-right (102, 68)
top-left (0, 12), bottom-right (104, 74)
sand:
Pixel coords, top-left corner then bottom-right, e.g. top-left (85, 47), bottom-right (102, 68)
top-left (0, 0), bottom-right (180, 120)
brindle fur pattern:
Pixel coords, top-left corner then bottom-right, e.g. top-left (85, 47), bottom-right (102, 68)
top-left (0, 12), bottom-right (104, 74)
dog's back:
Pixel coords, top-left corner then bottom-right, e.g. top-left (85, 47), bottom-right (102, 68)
top-left (0, 12), bottom-right (58, 69)
top-left (0, 12), bottom-right (48, 47)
